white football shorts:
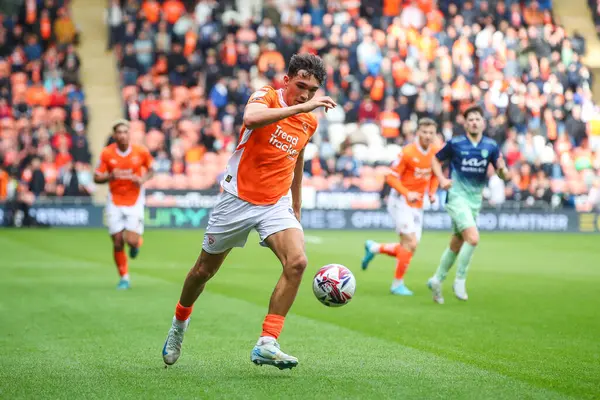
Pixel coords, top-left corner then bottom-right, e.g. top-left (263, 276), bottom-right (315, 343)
top-left (202, 190), bottom-right (303, 254)
top-left (387, 194), bottom-right (424, 241)
top-left (105, 198), bottom-right (145, 235)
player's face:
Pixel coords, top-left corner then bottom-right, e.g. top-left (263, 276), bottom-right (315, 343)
top-left (417, 125), bottom-right (436, 148)
top-left (465, 112), bottom-right (485, 136)
top-left (113, 125), bottom-right (130, 147)
top-left (284, 70), bottom-right (320, 105)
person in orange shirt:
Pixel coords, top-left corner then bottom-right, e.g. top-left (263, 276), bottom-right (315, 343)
top-left (362, 118), bottom-right (439, 295)
top-left (94, 120), bottom-right (155, 290)
top-left (162, 54), bottom-right (336, 370)
top-left (162, 0), bottom-right (185, 25)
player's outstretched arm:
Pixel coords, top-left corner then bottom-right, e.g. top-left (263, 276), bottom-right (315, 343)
top-left (243, 96), bottom-right (336, 130)
top-left (291, 148), bottom-right (305, 221)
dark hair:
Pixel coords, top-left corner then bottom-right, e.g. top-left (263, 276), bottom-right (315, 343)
top-left (112, 119), bottom-right (129, 133)
top-left (287, 53), bottom-right (327, 86)
top-left (463, 105), bottom-right (484, 119)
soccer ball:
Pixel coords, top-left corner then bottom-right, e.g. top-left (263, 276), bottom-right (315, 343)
top-left (312, 264), bottom-right (356, 307)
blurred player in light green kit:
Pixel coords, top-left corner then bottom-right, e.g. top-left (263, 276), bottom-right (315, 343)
top-left (428, 105), bottom-right (511, 303)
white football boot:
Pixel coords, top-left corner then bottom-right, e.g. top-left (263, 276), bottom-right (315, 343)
top-left (162, 317), bottom-right (190, 366)
top-left (251, 336), bottom-right (298, 370)
top-left (453, 279), bottom-right (469, 301)
top-left (427, 277), bottom-right (445, 304)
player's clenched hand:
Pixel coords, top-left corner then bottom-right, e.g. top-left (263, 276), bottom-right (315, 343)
top-left (298, 96), bottom-right (337, 113)
top-left (429, 194), bottom-right (436, 204)
top-left (496, 153), bottom-right (507, 170)
top-left (439, 178), bottom-right (452, 190)
top-left (130, 175), bottom-right (143, 187)
top-left (406, 191), bottom-right (422, 203)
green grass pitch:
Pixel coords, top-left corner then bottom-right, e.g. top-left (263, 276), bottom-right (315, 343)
top-left (0, 229), bottom-right (599, 399)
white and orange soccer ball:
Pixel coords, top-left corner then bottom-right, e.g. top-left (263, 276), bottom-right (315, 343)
top-left (312, 264), bottom-right (356, 307)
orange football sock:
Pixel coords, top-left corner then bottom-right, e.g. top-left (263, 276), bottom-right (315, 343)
top-left (379, 243), bottom-right (400, 257)
top-left (261, 314), bottom-right (285, 339)
top-left (113, 250), bottom-right (128, 277)
top-left (175, 301), bottom-right (193, 322)
top-left (394, 246), bottom-right (413, 280)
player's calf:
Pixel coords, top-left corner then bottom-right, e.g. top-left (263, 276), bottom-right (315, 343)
top-left (124, 231), bottom-right (143, 259)
top-left (111, 232), bottom-right (130, 288)
top-left (161, 250), bottom-right (229, 366)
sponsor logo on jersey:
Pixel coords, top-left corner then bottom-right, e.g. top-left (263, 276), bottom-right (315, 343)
top-left (414, 167), bottom-right (432, 179)
top-left (269, 125), bottom-right (300, 159)
top-left (462, 158), bottom-right (488, 167)
top-left (461, 157), bottom-right (488, 173)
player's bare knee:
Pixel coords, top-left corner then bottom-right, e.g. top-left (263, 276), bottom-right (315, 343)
top-left (188, 262), bottom-right (214, 283)
top-left (112, 235), bottom-right (125, 251)
top-left (401, 236), bottom-right (418, 253)
top-left (284, 254), bottom-right (308, 280)
top-left (464, 231), bottom-right (479, 246)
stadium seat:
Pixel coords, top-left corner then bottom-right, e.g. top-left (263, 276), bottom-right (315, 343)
top-left (366, 145), bottom-right (386, 164)
top-left (311, 176), bottom-right (329, 190)
top-left (303, 142), bottom-right (319, 161)
top-left (359, 165), bottom-right (375, 178)
top-left (154, 173), bottom-right (173, 189)
top-left (170, 174), bottom-right (187, 190)
top-left (327, 123), bottom-right (348, 152)
top-left (361, 123), bottom-right (384, 149)
top-left (351, 143), bottom-right (369, 163)
top-left (359, 177), bottom-right (381, 192)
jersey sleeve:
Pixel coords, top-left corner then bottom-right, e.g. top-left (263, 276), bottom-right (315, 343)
top-left (247, 86), bottom-right (277, 108)
top-left (386, 152), bottom-right (410, 196)
top-left (94, 150), bottom-right (109, 175)
top-left (435, 141), bottom-right (453, 162)
top-left (489, 143), bottom-right (500, 169)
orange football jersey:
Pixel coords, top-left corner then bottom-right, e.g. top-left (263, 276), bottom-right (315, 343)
top-left (95, 144), bottom-right (154, 206)
top-left (221, 86), bottom-right (318, 205)
top-left (387, 142), bottom-right (439, 209)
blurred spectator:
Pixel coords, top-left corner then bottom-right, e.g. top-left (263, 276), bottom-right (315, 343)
top-left (108, 0), bottom-right (600, 210)
top-left (0, 1), bottom-right (88, 201)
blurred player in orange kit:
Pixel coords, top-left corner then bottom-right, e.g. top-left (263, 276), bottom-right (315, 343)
top-left (361, 118), bottom-right (440, 295)
top-left (161, 54), bottom-right (337, 370)
top-left (94, 120), bottom-right (154, 290)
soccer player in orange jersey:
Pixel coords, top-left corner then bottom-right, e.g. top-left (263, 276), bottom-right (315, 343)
top-left (162, 54), bottom-right (337, 369)
top-left (361, 118), bottom-right (439, 296)
top-left (93, 120), bottom-right (154, 290)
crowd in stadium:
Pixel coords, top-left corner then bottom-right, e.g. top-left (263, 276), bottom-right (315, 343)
top-left (1, 0), bottom-right (600, 212)
top-left (590, 0), bottom-right (600, 38)
top-left (0, 0), bottom-right (92, 207)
